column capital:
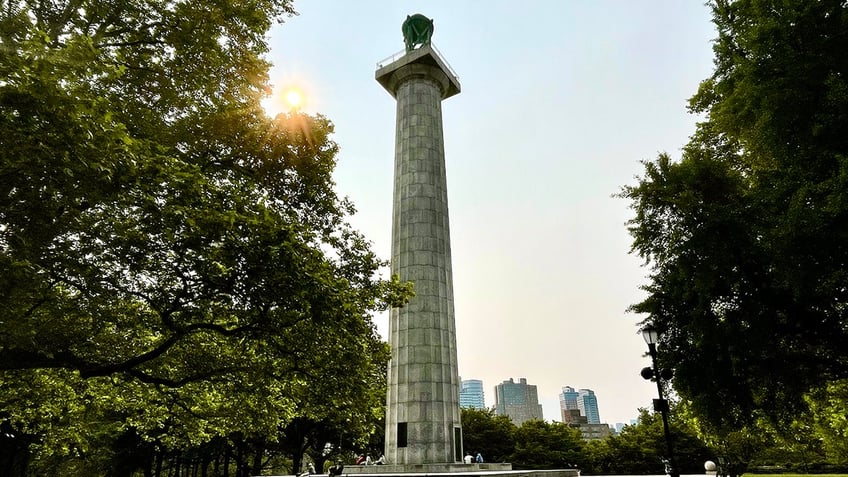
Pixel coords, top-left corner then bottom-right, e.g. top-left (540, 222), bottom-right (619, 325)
top-left (376, 44), bottom-right (461, 100)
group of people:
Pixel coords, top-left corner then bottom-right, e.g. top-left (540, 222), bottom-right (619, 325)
top-left (354, 454), bottom-right (386, 466)
top-left (310, 450), bottom-right (483, 476)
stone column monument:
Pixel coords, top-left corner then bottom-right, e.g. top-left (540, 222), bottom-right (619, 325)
top-left (376, 14), bottom-right (463, 465)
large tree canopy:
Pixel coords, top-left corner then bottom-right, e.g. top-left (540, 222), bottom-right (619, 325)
top-left (621, 0), bottom-right (848, 431)
top-left (0, 0), bottom-right (410, 474)
top-left (460, 408), bottom-right (516, 464)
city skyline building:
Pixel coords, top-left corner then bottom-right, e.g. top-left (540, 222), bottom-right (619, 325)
top-left (460, 379), bottom-right (485, 410)
top-left (573, 423), bottom-right (611, 440)
top-left (494, 377), bottom-right (544, 425)
top-left (559, 386), bottom-right (601, 424)
top-left (578, 389), bottom-right (601, 424)
top-left (559, 386), bottom-right (580, 423)
top-left (614, 422), bottom-right (637, 434)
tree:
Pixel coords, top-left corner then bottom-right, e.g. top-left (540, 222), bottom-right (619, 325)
top-left (590, 410), bottom-right (664, 475)
top-left (510, 420), bottom-right (583, 470)
top-left (0, 1), bottom-right (410, 474)
top-left (621, 0), bottom-right (848, 432)
top-left (805, 380), bottom-right (848, 466)
top-left (280, 366), bottom-right (387, 475)
top-left (460, 408), bottom-right (516, 464)
top-left (582, 408), bottom-right (711, 475)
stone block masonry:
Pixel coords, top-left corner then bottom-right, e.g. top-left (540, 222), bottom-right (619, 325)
top-left (376, 44), bottom-right (463, 465)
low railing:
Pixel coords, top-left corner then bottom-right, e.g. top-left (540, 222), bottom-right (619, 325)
top-left (376, 43), bottom-right (460, 83)
top-left (376, 48), bottom-right (406, 69)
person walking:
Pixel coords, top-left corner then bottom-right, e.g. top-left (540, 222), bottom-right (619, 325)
top-left (464, 452), bottom-right (473, 464)
top-left (476, 452), bottom-right (484, 463)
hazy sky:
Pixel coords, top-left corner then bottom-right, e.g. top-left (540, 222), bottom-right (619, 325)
top-left (263, 1), bottom-right (718, 426)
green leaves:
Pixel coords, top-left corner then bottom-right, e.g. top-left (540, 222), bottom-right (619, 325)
top-left (622, 0), bottom-right (848, 433)
top-left (1, 1), bottom-right (407, 474)
top-left (460, 408), bottom-right (516, 464)
top-left (511, 420), bottom-right (584, 470)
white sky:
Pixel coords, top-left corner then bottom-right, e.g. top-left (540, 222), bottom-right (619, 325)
top-left (263, 1), bottom-right (718, 426)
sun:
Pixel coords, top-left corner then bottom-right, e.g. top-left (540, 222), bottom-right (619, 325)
top-left (284, 89), bottom-right (303, 109)
top-left (261, 84), bottom-right (307, 117)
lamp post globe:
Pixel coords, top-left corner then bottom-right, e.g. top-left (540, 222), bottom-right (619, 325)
top-left (642, 324), bottom-right (659, 346)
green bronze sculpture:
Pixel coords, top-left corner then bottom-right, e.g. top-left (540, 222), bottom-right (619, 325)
top-left (402, 14), bottom-right (434, 52)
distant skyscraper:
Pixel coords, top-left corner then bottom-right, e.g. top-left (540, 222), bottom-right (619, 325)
top-left (573, 423), bottom-right (611, 440)
top-left (459, 379), bottom-right (485, 409)
top-left (559, 386), bottom-right (601, 424)
top-left (578, 389), bottom-right (601, 424)
top-left (559, 386), bottom-right (580, 423)
top-left (494, 378), bottom-right (544, 425)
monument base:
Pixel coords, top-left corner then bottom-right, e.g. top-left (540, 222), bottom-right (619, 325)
top-left (263, 465), bottom-right (580, 477)
top-left (345, 463), bottom-right (512, 474)
top-left (274, 465), bottom-right (580, 477)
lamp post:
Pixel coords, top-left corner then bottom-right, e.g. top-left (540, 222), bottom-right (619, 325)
top-left (640, 325), bottom-right (680, 477)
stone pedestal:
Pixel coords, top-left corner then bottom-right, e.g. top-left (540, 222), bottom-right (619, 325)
top-left (345, 463), bottom-right (512, 474)
top-left (375, 44), bottom-right (462, 465)
top-left (270, 468), bottom-right (578, 477)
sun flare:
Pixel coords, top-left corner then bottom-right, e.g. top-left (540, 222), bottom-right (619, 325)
top-left (261, 84), bottom-right (308, 117)
top-left (285, 89), bottom-right (303, 109)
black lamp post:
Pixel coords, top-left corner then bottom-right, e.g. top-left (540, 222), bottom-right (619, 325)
top-left (640, 325), bottom-right (680, 477)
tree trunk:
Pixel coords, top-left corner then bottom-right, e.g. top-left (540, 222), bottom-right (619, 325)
top-left (223, 449), bottom-right (230, 477)
top-left (251, 442), bottom-right (264, 476)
